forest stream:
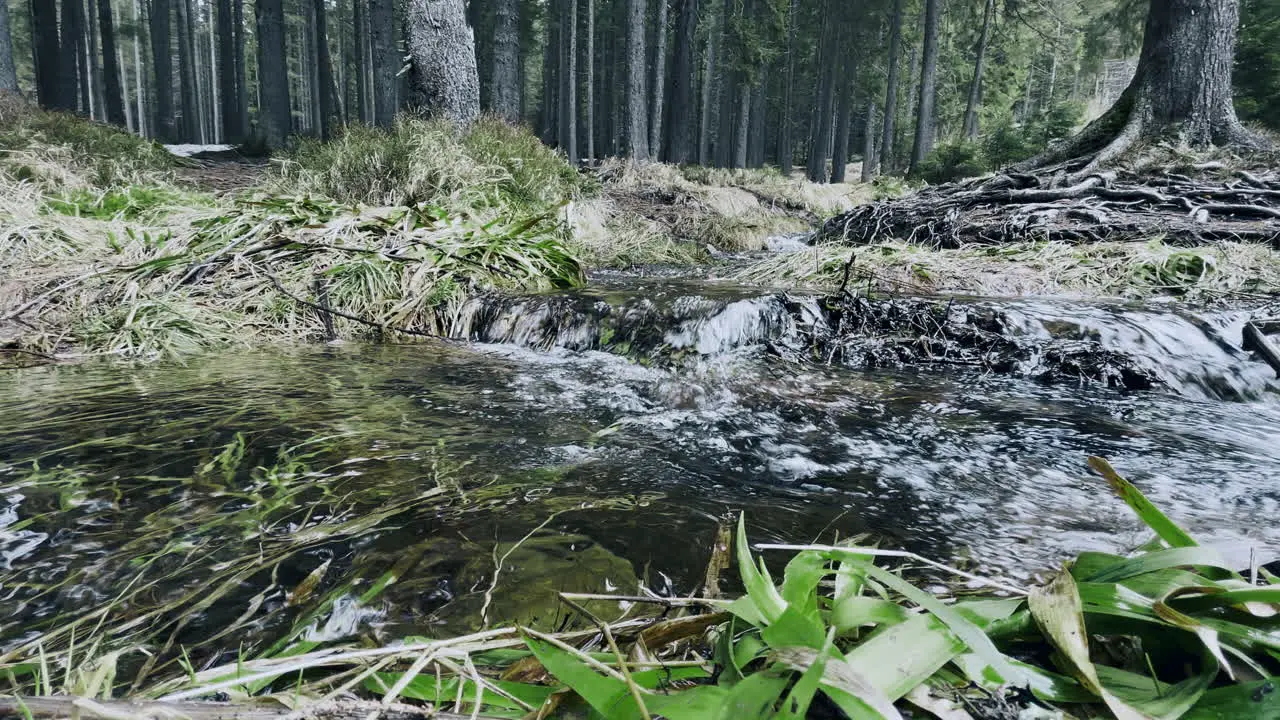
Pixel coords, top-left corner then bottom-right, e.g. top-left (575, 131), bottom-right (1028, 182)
top-left (3, 254), bottom-right (1279, 663)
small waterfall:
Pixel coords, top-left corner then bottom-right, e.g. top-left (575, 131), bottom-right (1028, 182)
top-left (445, 282), bottom-right (1278, 401)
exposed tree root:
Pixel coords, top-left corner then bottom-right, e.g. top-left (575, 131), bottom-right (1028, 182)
top-left (818, 157), bottom-right (1280, 249)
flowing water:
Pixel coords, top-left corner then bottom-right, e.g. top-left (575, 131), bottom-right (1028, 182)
top-left (2, 269), bottom-right (1279, 669)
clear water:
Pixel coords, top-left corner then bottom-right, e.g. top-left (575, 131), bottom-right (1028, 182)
top-left (2, 277), bottom-right (1279, 666)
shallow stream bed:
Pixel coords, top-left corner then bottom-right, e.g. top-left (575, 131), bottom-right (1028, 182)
top-left (2, 274), bottom-right (1279, 669)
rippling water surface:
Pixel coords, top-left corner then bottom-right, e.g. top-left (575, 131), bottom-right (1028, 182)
top-left (2, 279), bottom-right (1279, 660)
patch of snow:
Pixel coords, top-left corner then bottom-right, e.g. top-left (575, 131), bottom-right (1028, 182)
top-left (165, 144), bottom-right (235, 158)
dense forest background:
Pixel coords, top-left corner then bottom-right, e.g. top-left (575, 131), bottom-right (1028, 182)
top-left (0, 0), bottom-right (1277, 184)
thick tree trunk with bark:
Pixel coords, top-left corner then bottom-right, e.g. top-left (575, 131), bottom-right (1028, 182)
top-left (0, 0), bottom-right (19, 93)
top-left (97, 0), bottom-right (126, 124)
top-left (962, 0), bottom-right (994, 141)
top-left (624, 0), bottom-right (649, 160)
top-left (369, 0), bottom-right (397, 127)
top-left (662, 0), bottom-right (697, 164)
top-left (255, 0), bottom-right (290, 148)
top-left (1020, 0), bottom-right (1264, 173)
top-left (406, 0), bottom-right (481, 125)
top-left (908, 0), bottom-right (940, 175)
top-left (821, 0), bottom-right (1278, 254)
top-left (491, 0), bottom-right (520, 121)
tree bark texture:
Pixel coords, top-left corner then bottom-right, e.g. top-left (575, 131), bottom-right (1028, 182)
top-left (369, 0), bottom-right (397, 127)
top-left (1018, 0), bottom-right (1262, 173)
top-left (625, 0), bottom-right (649, 159)
top-left (255, 0), bottom-right (290, 147)
top-left (560, 0), bottom-right (579, 161)
top-left (406, 0), bottom-right (481, 125)
top-left (860, 100), bottom-right (877, 182)
top-left (908, 0), bottom-right (940, 175)
top-left (777, 0), bottom-right (797, 175)
top-left (697, 0), bottom-right (720, 165)
top-left (585, 0), bottom-right (595, 158)
top-left (0, 0), bottom-right (19, 92)
top-left (806, 0), bottom-right (837, 183)
top-left (491, 0), bottom-right (520, 121)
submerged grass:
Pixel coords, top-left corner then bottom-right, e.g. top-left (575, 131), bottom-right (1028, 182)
top-left (738, 238), bottom-right (1280, 301)
top-left (3, 456), bottom-right (1274, 720)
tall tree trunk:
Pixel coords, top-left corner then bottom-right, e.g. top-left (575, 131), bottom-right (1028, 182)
top-left (98, 0), bottom-right (128, 124)
top-left (662, 0), bottom-right (696, 163)
top-left (354, 0), bottom-right (370, 123)
top-left (406, 0), bottom-right (481, 125)
top-left (732, 82), bottom-right (748, 168)
top-left (777, 0), bottom-right (796, 175)
top-left (1022, 0), bottom-right (1264, 172)
top-left (585, 0), bottom-right (595, 158)
top-left (806, 0), bottom-right (837, 183)
top-left (255, 0), bottom-right (290, 147)
top-left (961, 0), bottom-right (994, 141)
top-left (697, 0), bottom-right (720, 165)
top-left (133, 0), bottom-right (149, 135)
top-left (491, 0), bottom-right (520, 121)
top-left (314, 0), bottom-right (335, 139)
top-left (747, 70), bottom-right (765, 167)
top-left (86, 0), bottom-right (105, 118)
top-left (877, 0), bottom-right (903, 175)
top-left (907, 0), bottom-right (939, 175)
top-left (217, 0), bottom-right (239, 140)
top-left (831, 53), bottom-right (855, 183)
top-left (648, 0), bottom-right (668, 158)
top-left (860, 99), bottom-right (877, 182)
top-left (0, 0), bottom-right (19, 93)
top-left (175, 0), bottom-right (198, 140)
top-left (560, 0), bottom-right (578, 161)
top-left (32, 0), bottom-right (64, 107)
top-left (368, 0), bottom-right (397, 127)
top-left (624, 0), bottom-right (648, 160)
top-left (61, 0), bottom-right (86, 113)
top-left (539, 1), bottom-right (558, 143)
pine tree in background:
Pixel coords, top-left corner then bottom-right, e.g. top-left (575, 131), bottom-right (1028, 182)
top-left (908, 0), bottom-right (941, 175)
top-left (98, 0), bottom-right (127, 125)
top-left (256, 0), bottom-right (290, 147)
top-left (0, 0), bottom-right (18, 93)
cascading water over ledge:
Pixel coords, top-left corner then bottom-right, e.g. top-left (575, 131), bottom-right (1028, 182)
top-left (445, 280), bottom-right (1280, 400)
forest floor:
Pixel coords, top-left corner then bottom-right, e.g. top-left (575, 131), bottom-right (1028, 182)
top-left (4, 95), bottom-right (1280, 369)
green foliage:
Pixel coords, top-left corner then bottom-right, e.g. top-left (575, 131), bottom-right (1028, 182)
top-left (915, 141), bottom-right (988, 184)
top-left (1237, 0), bottom-right (1280, 131)
top-left (45, 186), bottom-right (207, 221)
top-left (275, 117), bottom-right (585, 214)
top-left (0, 95), bottom-right (175, 188)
